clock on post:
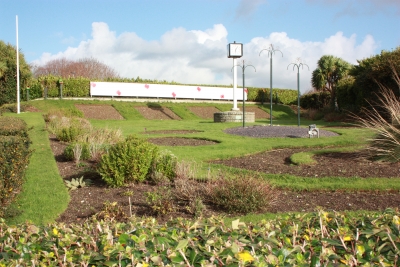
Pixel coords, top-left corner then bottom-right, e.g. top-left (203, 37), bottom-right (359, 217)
top-left (227, 42), bottom-right (243, 58)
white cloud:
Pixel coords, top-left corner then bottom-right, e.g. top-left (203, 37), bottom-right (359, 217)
top-left (33, 22), bottom-right (378, 93)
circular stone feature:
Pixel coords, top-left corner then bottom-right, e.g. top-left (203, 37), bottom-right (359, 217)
top-left (148, 137), bottom-right (218, 146)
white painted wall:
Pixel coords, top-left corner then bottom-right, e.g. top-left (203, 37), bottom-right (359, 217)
top-left (90, 82), bottom-right (247, 100)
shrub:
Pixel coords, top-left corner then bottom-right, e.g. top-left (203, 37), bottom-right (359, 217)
top-left (94, 201), bottom-right (126, 221)
top-left (97, 135), bottom-right (158, 187)
top-left (149, 150), bottom-right (177, 183)
top-left (145, 186), bottom-right (175, 215)
top-left (354, 85), bottom-right (400, 162)
top-left (55, 117), bottom-right (91, 142)
top-left (63, 142), bottom-right (90, 162)
top-left (208, 174), bottom-right (277, 214)
top-left (304, 108), bottom-right (324, 121)
top-left (0, 116), bottom-right (29, 138)
top-left (0, 135), bottom-right (32, 217)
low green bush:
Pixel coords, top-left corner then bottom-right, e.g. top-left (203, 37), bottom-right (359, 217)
top-left (97, 135), bottom-right (159, 187)
top-left (209, 174), bottom-right (277, 214)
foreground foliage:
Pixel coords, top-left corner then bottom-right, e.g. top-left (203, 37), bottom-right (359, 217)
top-left (0, 209), bottom-right (399, 266)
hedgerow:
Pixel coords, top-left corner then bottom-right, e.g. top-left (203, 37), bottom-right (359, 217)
top-left (0, 117), bottom-right (32, 218)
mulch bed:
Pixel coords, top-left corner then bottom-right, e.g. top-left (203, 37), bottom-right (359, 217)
top-left (147, 137), bottom-right (217, 146)
top-left (75, 104), bottom-right (124, 120)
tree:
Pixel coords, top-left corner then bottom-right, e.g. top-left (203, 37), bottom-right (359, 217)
top-left (350, 47), bottom-right (400, 110)
top-left (311, 55), bottom-right (352, 110)
top-left (31, 57), bottom-right (119, 80)
top-left (0, 40), bottom-right (32, 106)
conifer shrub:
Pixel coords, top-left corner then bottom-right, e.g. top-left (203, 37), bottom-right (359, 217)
top-left (97, 135), bottom-right (159, 187)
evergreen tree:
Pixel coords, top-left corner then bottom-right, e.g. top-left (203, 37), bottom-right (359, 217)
top-left (0, 40), bottom-right (32, 106)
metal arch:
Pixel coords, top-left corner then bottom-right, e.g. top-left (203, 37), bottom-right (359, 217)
top-left (287, 59), bottom-right (310, 127)
top-left (259, 44), bottom-right (283, 126)
top-left (259, 44), bottom-right (283, 58)
top-left (233, 60), bottom-right (257, 127)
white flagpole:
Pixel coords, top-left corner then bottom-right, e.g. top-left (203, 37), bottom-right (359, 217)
top-left (16, 15), bottom-right (20, 114)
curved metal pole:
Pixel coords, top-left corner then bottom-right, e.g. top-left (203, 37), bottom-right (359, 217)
top-left (259, 44), bottom-right (283, 126)
top-left (287, 60), bottom-right (309, 127)
top-left (234, 60), bottom-right (256, 127)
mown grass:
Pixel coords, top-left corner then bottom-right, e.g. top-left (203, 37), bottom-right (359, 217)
top-left (4, 112), bottom-right (69, 225)
top-left (7, 98), bottom-right (398, 224)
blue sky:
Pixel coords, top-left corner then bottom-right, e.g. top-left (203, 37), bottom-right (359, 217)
top-left (1, 0), bottom-right (399, 92)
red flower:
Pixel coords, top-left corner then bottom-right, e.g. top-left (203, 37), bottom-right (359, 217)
top-left (91, 83), bottom-right (96, 87)
top-left (197, 87), bottom-right (201, 92)
top-left (220, 94), bottom-right (224, 99)
top-left (145, 84), bottom-right (149, 89)
top-left (172, 92), bottom-right (176, 98)
top-left (116, 90), bottom-right (121, 96)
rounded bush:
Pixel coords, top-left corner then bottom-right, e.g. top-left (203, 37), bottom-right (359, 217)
top-left (97, 135), bottom-right (159, 187)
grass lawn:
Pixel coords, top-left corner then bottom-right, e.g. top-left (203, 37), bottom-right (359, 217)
top-left (5, 99), bottom-right (394, 225)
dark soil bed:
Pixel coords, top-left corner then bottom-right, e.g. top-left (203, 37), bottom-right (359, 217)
top-left (50, 105), bottom-right (400, 224)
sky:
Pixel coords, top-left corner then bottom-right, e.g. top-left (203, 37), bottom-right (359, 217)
top-left (1, 0), bottom-right (399, 93)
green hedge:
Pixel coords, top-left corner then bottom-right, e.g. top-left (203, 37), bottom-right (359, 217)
top-left (247, 87), bottom-right (298, 104)
top-left (0, 117), bottom-right (32, 217)
top-left (300, 92), bottom-right (331, 110)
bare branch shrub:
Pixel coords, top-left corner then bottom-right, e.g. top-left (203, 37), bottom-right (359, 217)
top-left (206, 174), bottom-right (278, 214)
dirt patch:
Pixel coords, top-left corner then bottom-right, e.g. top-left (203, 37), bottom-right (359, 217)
top-left (135, 107), bottom-right (181, 120)
top-left (211, 147), bottom-right (400, 178)
top-left (147, 137), bottom-right (217, 146)
top-left (75, 104), bottom-right (124, 120)
top-left (187, 106), bottom-right (221, 119)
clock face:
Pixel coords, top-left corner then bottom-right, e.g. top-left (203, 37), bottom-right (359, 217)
top-left (228, 43), bottom-right (243, 58)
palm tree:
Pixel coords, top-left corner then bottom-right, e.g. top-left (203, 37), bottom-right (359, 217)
top-left (311, 55), bottom-right (351, 110)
